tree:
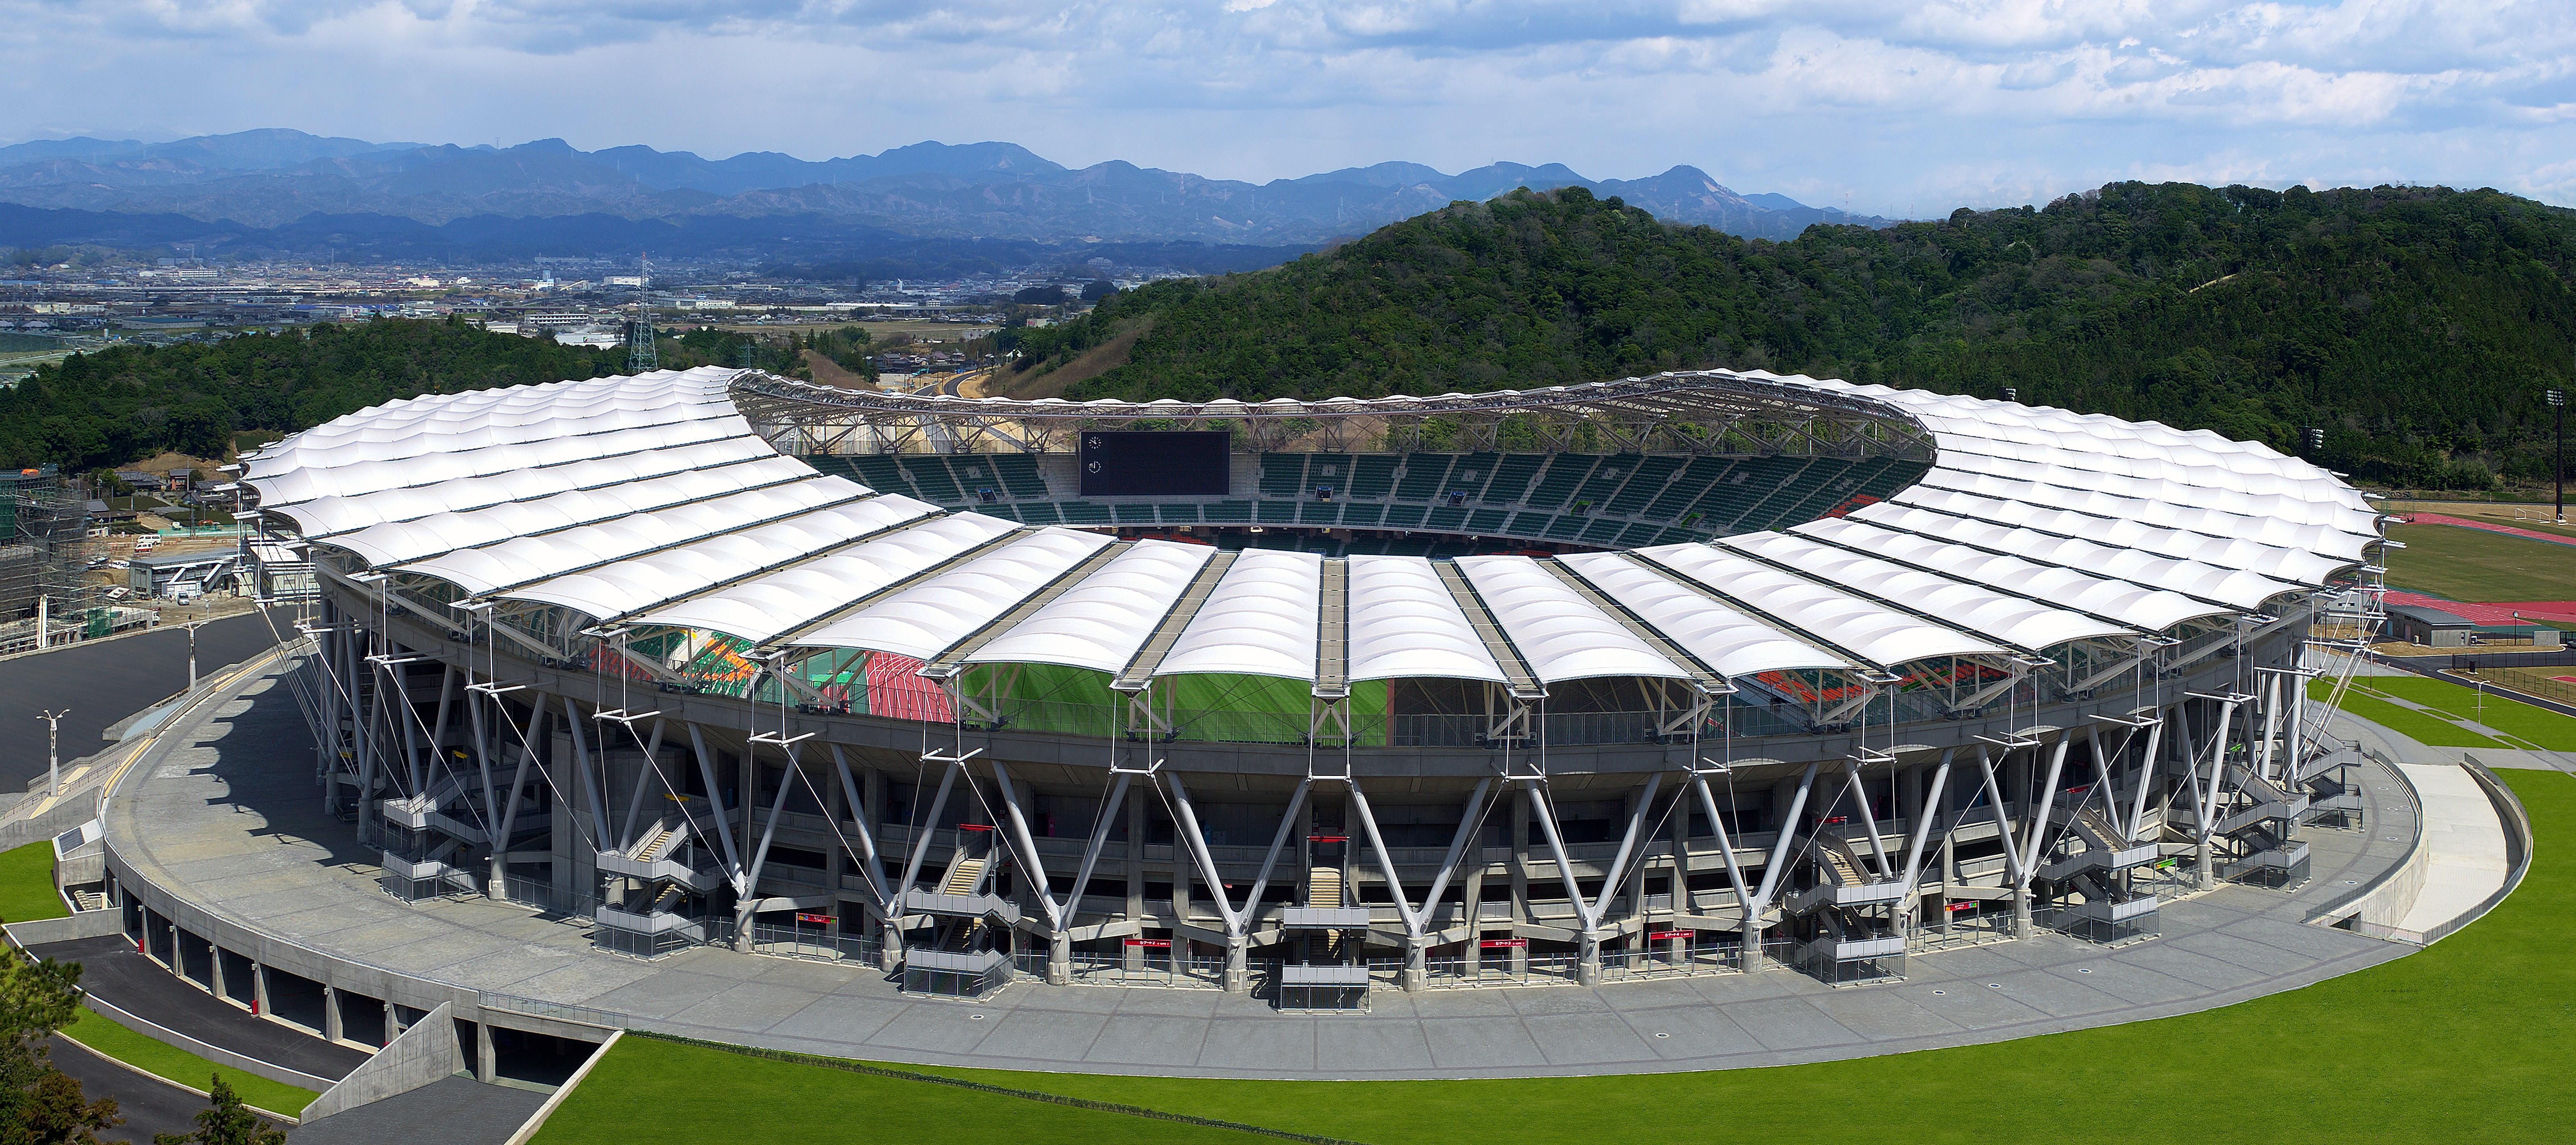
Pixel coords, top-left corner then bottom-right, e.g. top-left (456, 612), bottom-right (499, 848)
top-left (0, 954), bottom-right (120, 1145)
top-left (1080, 279), bottom-right (1118, 302)
top-left (151, 1076), bottom-right (281, 1145)
top-left (1012, 285), bottom-right (1068, 306)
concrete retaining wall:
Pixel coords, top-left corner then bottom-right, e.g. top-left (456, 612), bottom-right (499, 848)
top-left (3, 909), bottom-right (126, 946)
top-left (302, 1001), bottom-right (464, 1121)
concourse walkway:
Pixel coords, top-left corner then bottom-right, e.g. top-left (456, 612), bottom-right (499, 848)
top-left (81, 653), bottom-right (2458, 1081)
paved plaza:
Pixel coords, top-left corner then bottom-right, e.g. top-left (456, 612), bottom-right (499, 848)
top-left (104, 657), bottom-right (2427, 1080)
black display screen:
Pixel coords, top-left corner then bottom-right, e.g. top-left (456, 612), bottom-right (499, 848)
top-left (1078, 430), bottom-right (1231, 497)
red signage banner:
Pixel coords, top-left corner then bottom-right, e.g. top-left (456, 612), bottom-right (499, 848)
top-left (1479, 938), bottom-right (1529, 948)
top-left (958, 823), bottom-right (996, 832)
top-left (1307, 835), bottom-right (1348, 843)
top-left (1125, 939), bottom-right (1172, 948)
top-left (1648, 930), bottom-right (1693, 941)
top-left (795, 912), bottom-right (832, 925)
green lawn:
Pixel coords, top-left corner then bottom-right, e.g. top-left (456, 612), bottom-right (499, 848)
top-left (533, 774), bottom-right (2576, 1145)
top-left (2331, 675), bottom-right (2576, 752)
top-left (0, 841), bottom-right (68, 924)
top-left (531, 1036), bottom-right (1253, 1145)
top-left (57, 1007), bottom-right (318, 1117)
top-left (2316, 683), bottom-right (2506, 749)
top-left (2386, 522), bottom-right (2576, 601)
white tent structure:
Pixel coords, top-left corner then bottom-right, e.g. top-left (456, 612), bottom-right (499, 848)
top-left (244, 366), bottom-right (2384, 993)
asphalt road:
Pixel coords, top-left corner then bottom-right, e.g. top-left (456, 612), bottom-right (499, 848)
top-left (43, 1035), bottom-right (206, 1144)
top-left (0, 608), bottom-right (299, 792)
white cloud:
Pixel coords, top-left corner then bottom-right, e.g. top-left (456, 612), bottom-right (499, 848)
top-left (1, 0), bottom-right (2573, 213)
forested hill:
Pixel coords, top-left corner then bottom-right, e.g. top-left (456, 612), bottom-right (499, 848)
top-left (0, 320), bottom-right (620, 471)
top-left (1016, 183), bottom-right (2576, 489)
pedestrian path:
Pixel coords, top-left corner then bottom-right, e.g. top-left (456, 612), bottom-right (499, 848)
top-left (2400, 512), bottom-right (2576, 549)
top-left (2390, 763), bottom-right (2512, 935)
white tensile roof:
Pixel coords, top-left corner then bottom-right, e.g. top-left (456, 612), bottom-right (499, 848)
top-left (243, 366), bottom-right (2375, 693)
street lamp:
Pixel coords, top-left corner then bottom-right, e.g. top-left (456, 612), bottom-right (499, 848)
top-left (37, 710), bottom-right (66, 797)
top-left (2549, 386), bottom-right (2565, 524)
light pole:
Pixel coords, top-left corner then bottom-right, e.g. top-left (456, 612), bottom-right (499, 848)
top-left (37, 710), bottom-right (66, 797)
top-left (185, 620), bottom-right (202, 691)
top-left (2549, 387), bottom-right (2565, 524)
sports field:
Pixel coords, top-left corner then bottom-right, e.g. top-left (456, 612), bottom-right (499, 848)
top-left (532, 773), bottom-right (2573, 1145)
top-left (2318, 675), bottom-right (2576, 752)
top-left (2384, 522), bottom-right (2576, 602)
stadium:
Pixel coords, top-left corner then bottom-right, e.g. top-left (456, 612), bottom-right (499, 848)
top-left (102, 363), bottom-right (2388, 1032)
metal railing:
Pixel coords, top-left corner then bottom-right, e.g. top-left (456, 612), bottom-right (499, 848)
top-left (477, 990), bottom-right (630, 1029)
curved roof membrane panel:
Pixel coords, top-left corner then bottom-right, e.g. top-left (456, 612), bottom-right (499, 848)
top-left (1455, 555), bottom-right (1687, 683)
top-left (631, 513), bottom-right (1020, 644)
top-left (397, 476), bottom-right (868, 596)
top-left (254, 367), bottom-right (2379, 706)
top-left (1554, 551), bottom-right (1850, 679)
top-left (1346, 556), bottom-right (1505, 684)
top-left (1719, 532), bottom-right (2136, 652)
top-left (1157, 549), bottom-right (1323, 681)
top-left (496, 493), bottom-right (943, 622)
top-left (243, 368), bottom-right (744, 481)
top-left (1638, 542), bottom-right (2010, 669)
top-left (969, 539), bottom-right (1219, 675)
top-left (795, 528), bottom-right (1117, 660)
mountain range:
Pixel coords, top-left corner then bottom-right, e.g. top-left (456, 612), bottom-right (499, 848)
top-left (0, 128), bottom-right (1890, 259)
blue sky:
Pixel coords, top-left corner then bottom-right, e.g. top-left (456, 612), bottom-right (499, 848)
top-left (7, 0), bottom-right (2573, 216)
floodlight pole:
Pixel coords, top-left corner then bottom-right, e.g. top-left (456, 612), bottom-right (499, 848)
top-left (185, 621), bottom-right (204, 691)
top-left (38, 710), bottom-right (66, 797)
top-left (2549, 387), bottom-right (2565, 524)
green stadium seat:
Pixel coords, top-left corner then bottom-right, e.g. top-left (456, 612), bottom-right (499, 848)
top-left (1341, 503), bottom-right (1386, 527)
top-left (1306, 456), bottom-right (1353, 498)
top-left (1297, 501), bottom-right (1343, 525)
top-left (1204, 501), bottom-right (1254, 523)
top-left (1506, 511), bottom-right (1553, 535)
top-left (1615, 522), bottom-right (1664, 546)
top-left (1258, 501), bottom-right (1297, 524)
top-left (1644, 457), bottom-right (1737, 521)
top-left (899, 456), bottom-right (965, 503)
top-left (1525, 456), bottom-right (1597, 509)
top-left (1465, 509), bottom-right (1509, 533)
top-left (1158, 503), bottom-right (1202, 524)
top-left (1115, 503), bottom-right (1157, 523)
top-left (1572, 454), bottom-right (1642, 509)
top-left (1348, 455), bottom-right (1399, 499)
top-left (1382, 504), bottom-right (1427, 528)
top-left (990, 454), bottom-right (1052, 499)
top-left (1018, 503), bottom-right (1063, 526)
top-left (845, 455), bottom-right (917, 498)
top-left (1443, 452), bottom-right (1502, 502)
top-left (1580, 518), bottom-right (1625, 543)
top-left (1604, 455), bottom-right (1682, 517)
top-left (1544, 515), bottom-right (1587, 540)
top-left (1060, 502), bottom-right (1111, 524)
top-left (1481, 454), bottom-right (1544, 504)
top-left (1392, 454), bottom-right (1453, 501)
top-left (1425, 506), bottom-right (1468, 531)
top-left (1259, 455), bottom-right (1309, 497)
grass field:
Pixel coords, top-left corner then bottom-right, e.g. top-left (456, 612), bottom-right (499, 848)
top-left (533, 772), bottom-right (2574, 1145)
top-left (2320, 675), bottom-right (2576, 752)
top-left (2385, 522), bottom-right (2576, 601)
top-left (0, 842), bottom-right (68, 924)
top-left (56, 1008), bottom-right (317, 1117)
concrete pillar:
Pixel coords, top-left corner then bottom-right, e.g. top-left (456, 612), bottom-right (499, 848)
top-left (1224, 935), bottom-right (1248, 993)
top-left (1401, 938), bottom-right (1426, 992)
top-left (1577, 931), bottom-right (1602, 986)
top-left (1508, 937), bottom-right (1527, 979)
top-left (385, 1000), bottom-right (401, 1042)
top-left (323, 985), bottom-right (343, 1043)
top-left (208, 946), bottom-right (225, 1001)
top-left (1125, 793), bottom-right (1146, 922)
top-left (876, 901), bottom-right (905, 973)
top-left (1462, 866), bottom-right (1484, 979)
top-left (1741, 915), bottom-right (1766, 974)
top-left (251, 964), bottom-right (269, 1017)
top-left (1047, 931), bottom-right (1071, 986)
top-left (475, 1022), bottom-right (496, 1083)
top-left (1508, 788), bottom-right (1530, 924)
top-left (2012, 883), bottom-right (2034, 939)
top-left (165, 923), bottom-right (179, 972)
